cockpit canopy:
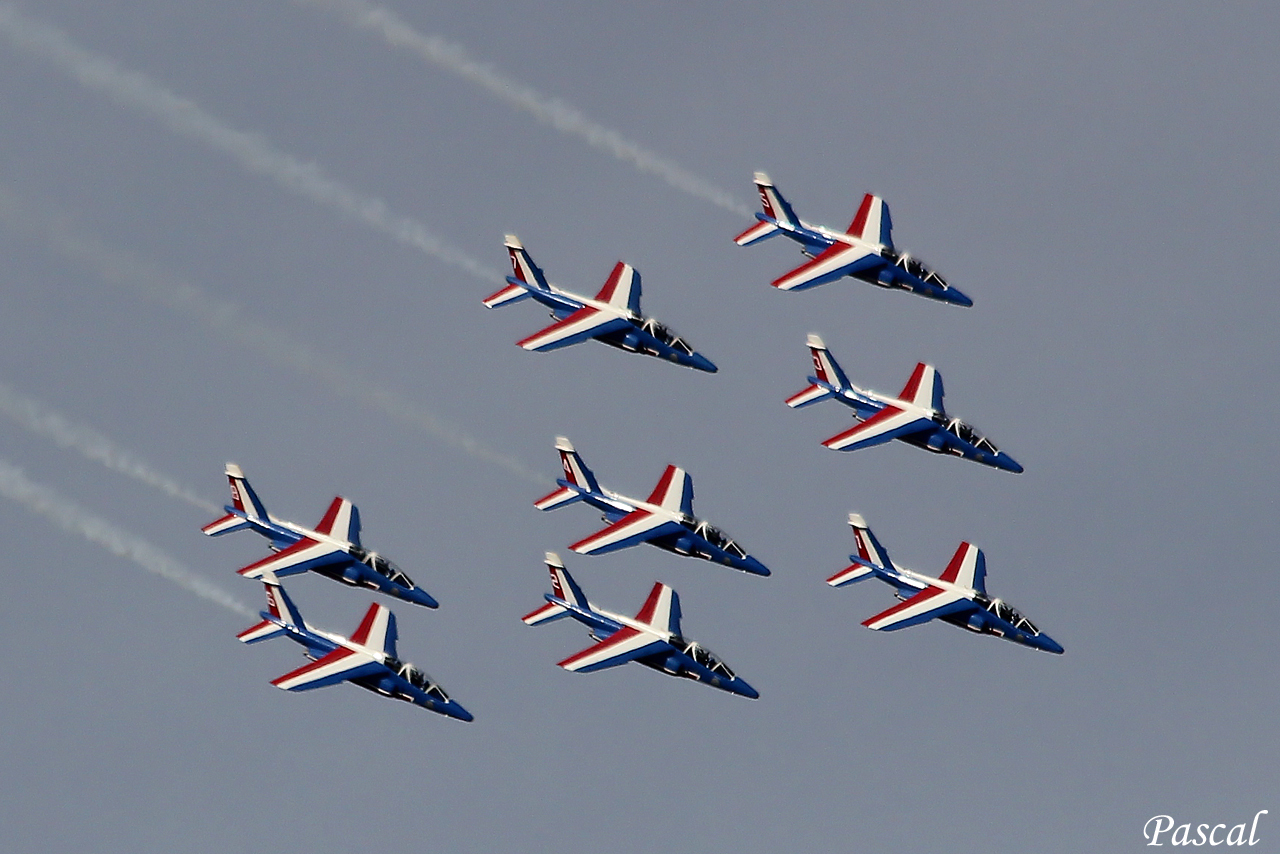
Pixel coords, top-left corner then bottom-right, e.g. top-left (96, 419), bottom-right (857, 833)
top-left (352, 547), bottom-right (415, 589)
top-left (934, 415), bottom-right (1002, 456)
top-left (692, 520), bottom-right (747, 558)
top-left (674, 638), bottom-right (736, 680)
top-left (388, 658), bottom-right (451, 702)
top-left (883, 248), bottom-right (949, 288)
top-left (977, 595), bottom-right (1039, 635)
top-left (640, 317), bottom-right (695, 356)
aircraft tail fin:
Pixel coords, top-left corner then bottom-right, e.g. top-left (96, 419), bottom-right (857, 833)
top-left (523, 552), bottom-right (587, 625)
top-left (733, 171), bottom-right (799, 246)
top-left (786, 334), bottom-right (853, 407)
top-left (534, 437), bottom-right (601, 511)
top-left (828, 513), bottom-right (895, 587)
top-left (483, 234), bottom-right (550, 307)
top-left (237, 580), bottom-right (303, 643)
top-left (203, 463), bottom-right (270, 536)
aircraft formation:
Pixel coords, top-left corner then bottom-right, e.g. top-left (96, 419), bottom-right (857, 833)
top-left (204, 172), bottom-right (1061, 721)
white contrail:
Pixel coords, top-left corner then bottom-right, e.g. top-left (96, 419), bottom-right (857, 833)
top-left (0, 380), bottom-right (221, 515)
top-left (0, 458), bottom-right (253, 617)
top-left (0, 2), bottom-right (500, 284)
top-left (296, 0), bottom-right (753, 218)
top-left (0, 186), bottom-right (544, 485)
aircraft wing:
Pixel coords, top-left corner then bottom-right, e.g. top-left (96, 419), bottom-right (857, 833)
top-left (236, 537), bottom-right (351, 579)
top-left (821, 405), bottom-right (934, 452)
top-left (862, 586), bottom-right (973, 632)
top-left (557, 626), bottom-right (670, 673)
top-left (772, 241), bottom-right (878, 291)
top-left (569, 509), bottom-right (684, 556)
top-left (270, 646), bottom-right (384, 692)
top-left (517, 306), bottom-right (631, 352)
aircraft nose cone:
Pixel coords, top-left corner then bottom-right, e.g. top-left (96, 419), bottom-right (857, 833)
top-left (739, 555), bottom-right (771, 577)
top-left (997, 454), bottom-right (1025, 474)
top-left (446, 702), bottom-right (475, 722)
top-left (406, 588), bottom-right (440, 609)
top-left (732, 679), bottom-right (760, 700)
top-left (689, 353), bottom-right (718, 373)
top-left (1037, 635), bottom-right (1065, 655)
top-left (946, 288), bottom-right (974, 307)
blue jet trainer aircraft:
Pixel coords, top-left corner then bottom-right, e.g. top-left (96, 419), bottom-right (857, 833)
top-left (734, 171), bottom-right (972, 306)
top-left (535, 437), bottom-right (770, 576)
top-left (522, 553), bottom-right (758, 698)
top-left (481, 234), bottom-right (717, 372)
top-left (786, 335), bottom-right (1023, 473)
top-left (203, 464), bottom-right (438, 608)
top-left (238, 580), bottom-right (472, 720)
top-left (828, 514), bottom-right (1063, 654)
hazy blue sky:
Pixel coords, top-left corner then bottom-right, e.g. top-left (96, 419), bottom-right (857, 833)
top-left (1, 2), bottom-right (1276, 851)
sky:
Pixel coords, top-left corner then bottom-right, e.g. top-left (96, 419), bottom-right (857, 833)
top-left (0, 1), bottom-right (1277, 851)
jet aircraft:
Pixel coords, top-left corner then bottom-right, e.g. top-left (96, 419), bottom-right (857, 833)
top-left (202, 464), bottom-right (438, 607)
top-left (787, 335), bottom-right (1023, 473)
top-left (238, 579), bottom-right (472, 719)
top-left (482, 234), bottom-right (717, 372)
top-left (733, 171), bottom-right (972, 306)
top-left (828, 514), bottom-right (1063, 654)
top-left (535, 437), bottom-right (770, 576)
top-left (522, 553), bottom-right (758, 698)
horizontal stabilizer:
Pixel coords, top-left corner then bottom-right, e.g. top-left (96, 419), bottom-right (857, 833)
top-left (785, 384), bottom-right (834, 409)
top-left (236, 619), bottom-right (286, 644)
top-left (202, 513), bottom-right (253, 537)
top-left (482, 281), bottom-right (530, 308)
top-left (733, 217), bottom-right (780, 246)
top-left (533, 486), bottom-right (583, 511)
top-left (827, 562), bottom-right (875, 588)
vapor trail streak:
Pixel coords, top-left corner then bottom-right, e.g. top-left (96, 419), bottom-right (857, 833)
top-left (296, 0), bottom-right (752, 218)
top-left (0, 186), bottom-right (544, 485)
top-left (0, 459), bottom-right (253, 616)
top-left (0, 3), bottom-right (500, 284)
top-left (0, 380), bottom-right (220, 515)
